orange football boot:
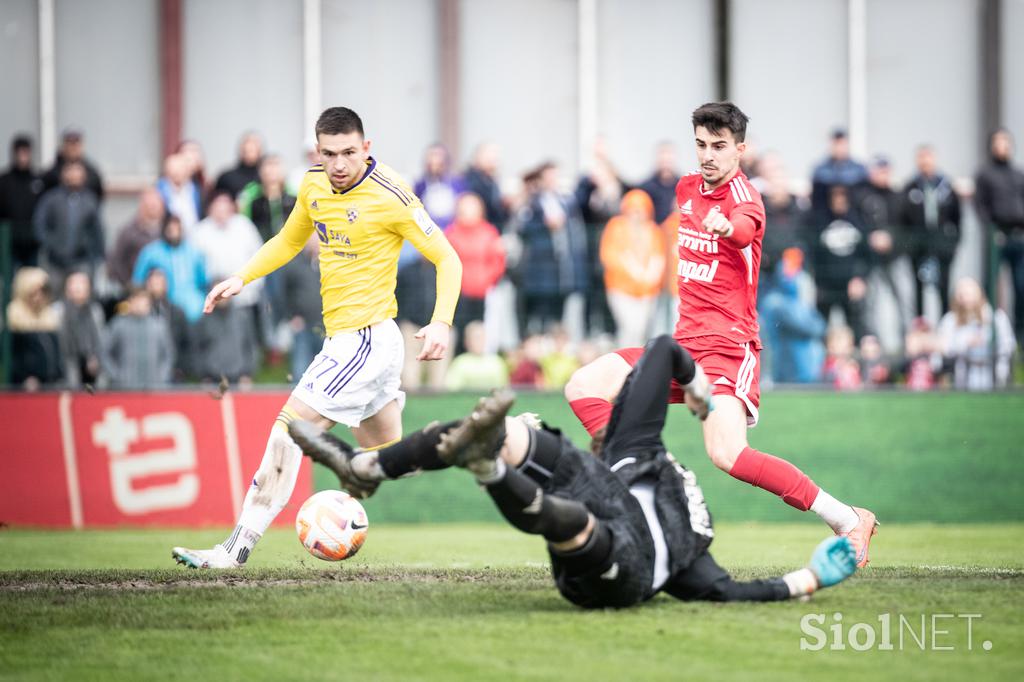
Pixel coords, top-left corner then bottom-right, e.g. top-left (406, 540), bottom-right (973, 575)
top-left (840, 506), bottom-right (878, 568)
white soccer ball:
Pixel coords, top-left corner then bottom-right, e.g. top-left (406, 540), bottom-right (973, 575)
top-left (295, 490), bottom-right (369, 561)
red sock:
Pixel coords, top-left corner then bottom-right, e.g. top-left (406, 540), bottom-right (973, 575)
top-left (568, 397), bottom-right (613, 436)
top-left (728, 447), bottom-right (820, 511)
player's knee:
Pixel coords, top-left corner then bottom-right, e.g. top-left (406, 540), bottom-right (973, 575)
top-left (564, 365), bottom-right (595, 402)
top-left (705, 442), bottom-right (742, 472)
top-left (565, 354), bottom-right (627, 402)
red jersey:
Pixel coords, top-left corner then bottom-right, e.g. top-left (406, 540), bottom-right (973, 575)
top-left (673, 170), bottom-right (765, 345)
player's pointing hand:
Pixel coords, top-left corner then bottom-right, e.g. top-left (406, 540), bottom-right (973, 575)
top-left (702, 208), bottom-right (735, 238)
top-left (203, 275), bottom-right (245, 314)
top-left (415, 321), bottom-right (451, 361)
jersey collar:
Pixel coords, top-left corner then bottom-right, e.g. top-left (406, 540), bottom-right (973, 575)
top-left (699, 168), bottom-right (744, 199)
top-left (331, 156), bottom-right (378, 195)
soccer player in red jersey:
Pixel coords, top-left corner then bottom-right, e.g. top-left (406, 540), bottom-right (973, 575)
top-left (565, 102), bottom-right (877, 567)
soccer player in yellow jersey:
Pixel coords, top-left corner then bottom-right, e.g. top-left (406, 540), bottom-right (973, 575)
top-left (173, 107), bottom-right (462, 568)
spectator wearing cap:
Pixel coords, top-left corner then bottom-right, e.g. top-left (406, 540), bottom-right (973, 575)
top-left (857, 155), bottom-right (914, 348)
top-left (32, 160), bottom-right (105, 286)
top-left (0, 135), bottom-right (45, 270)
top-left (41, 128), bottom-right (104, 201)
top-left (810, 128), bottom-right (868, 224)
top-left (902, 145), bottom-right (961, 316)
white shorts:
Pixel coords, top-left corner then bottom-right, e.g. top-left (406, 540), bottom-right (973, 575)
top-left (291, 318), bottom-right (406, 427)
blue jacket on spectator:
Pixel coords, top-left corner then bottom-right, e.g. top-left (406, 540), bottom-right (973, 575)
top-left (759, 259), bottom-right (826, 384)
top-left (132, 240), bottom-right (207, 323)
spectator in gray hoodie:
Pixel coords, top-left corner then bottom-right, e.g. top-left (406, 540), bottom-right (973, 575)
top-left (104, 288), bottom-right (174, 388)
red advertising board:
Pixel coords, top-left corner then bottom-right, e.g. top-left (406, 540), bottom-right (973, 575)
top-left (0, 391), bottom-right (311, 528)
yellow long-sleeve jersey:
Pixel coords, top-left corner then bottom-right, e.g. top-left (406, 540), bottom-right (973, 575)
top-left (235, 157), bottom-right (462, 336)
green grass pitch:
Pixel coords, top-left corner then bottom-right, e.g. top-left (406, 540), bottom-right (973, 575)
top-left (1, 390), bottom-right (1022, 680)
top-left (2, 523), bottom-right (1022, 681)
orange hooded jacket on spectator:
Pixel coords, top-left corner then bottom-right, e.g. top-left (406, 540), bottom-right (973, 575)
top-left (599, 189), bottom-right (666, 346)
top-left (661, 211), bottom-right (680, 295)
top-left (599, 189), bottom-right (665, 298)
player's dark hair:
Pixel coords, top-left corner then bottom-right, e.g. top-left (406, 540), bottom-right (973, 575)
top-left (691, 102), bottom-right (749, 143)
top-left (316, 107), bottom-right (364, 138)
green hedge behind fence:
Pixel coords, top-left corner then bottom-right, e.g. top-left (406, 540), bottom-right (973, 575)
top-left (315, 390), bottom-right (1024, 524)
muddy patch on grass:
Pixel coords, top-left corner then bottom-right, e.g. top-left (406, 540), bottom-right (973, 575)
top-left (0, 567), bottom-right (550, 592)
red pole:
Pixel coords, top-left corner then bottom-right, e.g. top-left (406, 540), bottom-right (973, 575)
top-left (160, 0), bottom-right (183, 160)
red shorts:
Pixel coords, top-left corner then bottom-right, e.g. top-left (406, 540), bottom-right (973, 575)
top-left (615, 337), bottom-right (761, 426)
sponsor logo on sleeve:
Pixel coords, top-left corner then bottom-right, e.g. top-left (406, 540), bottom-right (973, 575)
top-left (412, 207), bottom-right (437, 236)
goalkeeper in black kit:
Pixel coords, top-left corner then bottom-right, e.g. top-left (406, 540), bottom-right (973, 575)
top-left (290, 335), bottom-right (857, 608)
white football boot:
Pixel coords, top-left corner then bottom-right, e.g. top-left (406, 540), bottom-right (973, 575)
top-left (172, 544), bottom-right (241, 569)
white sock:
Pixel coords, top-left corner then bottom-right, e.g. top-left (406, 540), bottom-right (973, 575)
top-left (782, 567), bottom-right (818, 597)
top-left (810, 489), bottom-right (860, 534)
top-left (471, 457), bottom-right (506, 485)
top-left (235, 428), bottom-right (303, 550)
top-left (221, 524), bottom-right (261, 564)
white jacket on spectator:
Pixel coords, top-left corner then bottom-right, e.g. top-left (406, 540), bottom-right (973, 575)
top-left (190, 214), bottom-right (264, 307)
top-left (937, 306), bottom-right (1015, 391)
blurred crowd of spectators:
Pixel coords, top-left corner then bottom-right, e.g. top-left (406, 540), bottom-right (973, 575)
top-left (1, 124), bottom-right (1022, 393)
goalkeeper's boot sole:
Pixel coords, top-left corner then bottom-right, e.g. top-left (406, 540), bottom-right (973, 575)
top-left (840, 506), bottom-right (878, 568)
top-left (288, 421), bottom-right (380, 500)
top-left (172, 545), bottom-right (240, 569)
top-left (437, 389), bottom-right (516, 470)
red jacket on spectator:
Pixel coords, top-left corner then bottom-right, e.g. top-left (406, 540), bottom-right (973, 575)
top-left (445, 217), bottom-right (506, 299)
